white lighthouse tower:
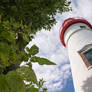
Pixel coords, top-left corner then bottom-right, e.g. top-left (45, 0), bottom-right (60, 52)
top-left (60, 18), bottom-right (92, 92)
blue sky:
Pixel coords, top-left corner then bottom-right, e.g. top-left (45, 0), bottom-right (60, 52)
top-left (27, 0), bottom-right (92, 92)
top-left (59, 76), bottom-right (74, 92)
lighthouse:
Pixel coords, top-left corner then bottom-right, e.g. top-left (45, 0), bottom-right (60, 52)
top-left (60, 18), bottom-right (92, 92)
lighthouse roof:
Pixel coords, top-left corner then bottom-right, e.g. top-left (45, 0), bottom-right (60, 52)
top-left (60, 18), bottom-right (92, 47)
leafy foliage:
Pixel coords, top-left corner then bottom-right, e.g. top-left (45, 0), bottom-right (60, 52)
top-left (17, 66), bottom-right (37, 84)
top-left (26, 85), bottom-right (39, 92)
top-left (0, 72), bottom-right (26, 92)
top-left (6, 71), bottom-right (26, 92)
top-left (0, 0), bottom-right (71, 92)
top-left (0, 75), bottom-right (9, 92)
top-left (0, 0), bottom-right (71, 30)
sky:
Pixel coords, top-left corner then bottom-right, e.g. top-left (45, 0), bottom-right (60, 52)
top-left (27, 0), bottom-right (92, 92)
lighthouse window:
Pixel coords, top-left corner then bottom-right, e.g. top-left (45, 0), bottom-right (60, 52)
top-left (78, 44), bottom-right (92, 69)
top-left (84, 49), bottom-right (92, 65)
top-left (80, 26), bottom-right (86, 29)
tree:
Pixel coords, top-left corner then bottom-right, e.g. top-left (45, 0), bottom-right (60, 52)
top-left (0, 0), bottom-right (71, 92)
top-left (0, 0), bottom-right (71, 30)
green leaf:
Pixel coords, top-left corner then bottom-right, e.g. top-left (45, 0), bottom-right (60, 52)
top-left (21, 51), bottom-right (29, 61)
top-left (0, 52), bottom-right (10, 67)
top-left (22, 33), bottom-right (29, 42)
top-left (13, 22), bottom-right (20, 29)
top-left (27, 45), bottom-right (39, 56)
top-left (43, 88), bottom-right (47, 92)
top-left (17, 66), bottom-right (37, 84)
top-left (37, 79), bottom-right (45, 89)
top-left (0, 75), bottom-right (9, 92)
top-left (6, 71), bottom-right (26, 92)
top-left (26, 85), bottom-right (39, 92)
top-left (0, 31), bottom-right (15, 44)
top-left (3, 20), bottom-right (10, 29)
top-left (31, 56), bottom-right (56, 65)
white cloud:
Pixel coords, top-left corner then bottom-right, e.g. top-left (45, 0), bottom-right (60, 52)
top-left (28, 26), bottom-right (71, 92)
top-left (28, 0), bottom-right (92, 92)
top-left (62, 0), bottom-right (92, 23)
top-left (61, 64), bottom-right (71, 72)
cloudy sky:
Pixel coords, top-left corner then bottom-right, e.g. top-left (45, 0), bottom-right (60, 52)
top-left (28, 0), bottom-right (92, 92)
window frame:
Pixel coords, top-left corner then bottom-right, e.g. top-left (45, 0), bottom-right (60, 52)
top-left (78, 44), bottom-right (92, 70)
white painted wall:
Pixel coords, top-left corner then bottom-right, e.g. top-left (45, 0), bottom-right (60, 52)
top-left (64, 23), bottom-right (92, 92)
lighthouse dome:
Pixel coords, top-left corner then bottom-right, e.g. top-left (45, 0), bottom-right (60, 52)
top-left (60, 18), bottom-right (92, 47)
